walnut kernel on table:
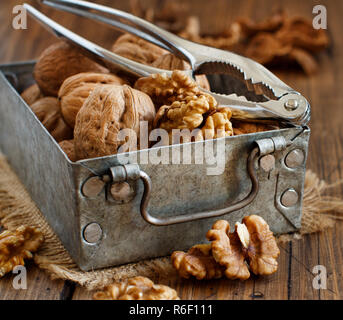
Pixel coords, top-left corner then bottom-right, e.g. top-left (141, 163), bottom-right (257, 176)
top-left (206, 215), bottom-right (280, 279)
top-left (93, 276), bottom-right (179, 300)
top-left (30, 97), bottom-right (73, 142)
top-left (74, 84), bottom-right (156, 159)
top-left (0, 226), bottom-right (44, 277)
top-left (58, 72), bottom-right (128, 128)
top-left (171, 244), bottom-right (224, 280)
top-left (34, 41), bottom-right (109, 97)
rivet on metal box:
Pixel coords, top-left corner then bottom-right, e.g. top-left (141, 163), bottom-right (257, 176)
top-left (0, 0), bottom-right (310, 271)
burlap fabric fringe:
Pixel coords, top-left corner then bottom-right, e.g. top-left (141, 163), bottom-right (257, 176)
top-left (0, 153), bottom-right (342, 290)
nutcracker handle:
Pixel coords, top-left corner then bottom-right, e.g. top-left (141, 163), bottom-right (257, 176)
top-left (139, 146), bottom-right (260, 226)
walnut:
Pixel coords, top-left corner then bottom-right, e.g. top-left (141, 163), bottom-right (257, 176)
top-left (93, 276), bottom-right (179, 300)
top-left (206, 216), bottom-right (279, 279)
top-left (0, 226), bottom-right (44, 277)
top-left (275, 17), bottom-right (329, 53)
top-left (134, 70), bottom-right (200, 107)
top-left (58, 72), bottom-right (128, 128)
top-left (58, 139), bottom-right (77, 162)
top-left (206, 220), bottom-right (250, 280)
top-left (30, 97), bottom-right (73, 142)
top-left (232, 120), bottom-right (279, 135)
top-left (152, 53), bottom-right (210, 90)
top-left (21, 83), bottom-right (43, 106)
top-left (34, 42), bottom-right (109, 96)
top-left (242, 215), bottom-right (280, 276)
top-left (74, 84), bottom-right (156, 159)
top-left (111, 33), bottom-right (168, 66)
top-left (196, 108), bottom-right (234, 140)
top-left (171, 244), bottom-right (224, 280)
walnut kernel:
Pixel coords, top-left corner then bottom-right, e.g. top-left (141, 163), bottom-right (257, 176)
top-left (0, 226), bottom-right (44, 277)
top-left (93, 276), bottom-right (179, 300)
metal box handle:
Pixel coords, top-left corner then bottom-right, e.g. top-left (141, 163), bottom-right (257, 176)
top-left (139, 146), bottom-right (260, 226)
top-left (106, 137), bottom-right (287, 226)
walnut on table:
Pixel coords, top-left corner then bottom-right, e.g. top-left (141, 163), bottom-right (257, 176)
top-left (93, 276), bottom-right (179, 300)
top-left (171, 244), bottom-right (224, 280)
top-left (0, 226), bottom-right (44, 277)
top-left (206, 215), bottom-right (280, 280)
top-left (58, 72), bottom-right (128, 128)
top-left (34, 42), bottom-right (109, 97)
top-left (30, 97), bottom-right (73, 142)
top-left (74, 84), bottom-right (156, 159)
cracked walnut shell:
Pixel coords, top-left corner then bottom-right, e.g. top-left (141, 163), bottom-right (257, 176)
top-left (0, 226), bottom-right (44, 277)
top-left (30, 97), bottom-right (73, 142)
top-left (93, 276), bottom-right (179, 300)
top-left (171, 244), bottom-right (224, 280)
top-left (58, 72), bottom-right (128, 128)
top-left (206, 215), bottom-right (279, 279)
top-left (74, 84), bottom-right (156, 159)
top-left (34, 42), bottom-right (109, 96)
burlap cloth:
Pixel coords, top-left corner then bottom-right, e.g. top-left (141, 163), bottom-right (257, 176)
top-left (0, 152), bottom-right (342, 290)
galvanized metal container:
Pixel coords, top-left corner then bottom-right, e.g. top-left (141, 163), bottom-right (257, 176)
top-left (0, 61), bottom-right (310, 271)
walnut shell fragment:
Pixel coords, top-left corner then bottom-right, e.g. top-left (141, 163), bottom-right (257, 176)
top-left (30, 97), bottom-right (73, 142)
top-left (232, 120), bottom-right (279, 135)
top-left (21, 83), bottom-right (43, 106)
top-left (0, 226), bottom-right (44, 277)
top-left (206, 215), bottom-right (279, 280)
top-left (74, 84), bottom-right (156, 159)
top-left (58, 139), bottom-right (77, 162)
top-left (111, 33), bottom-right (168, 66)
top-left (171, 244), bottom-right (224, 280)
top-left (59, 72), bottom-right (128, 128)
top-left (34, 42), bottom-right (109, 96)
top-left (93, 276), bottom-right (179, 300)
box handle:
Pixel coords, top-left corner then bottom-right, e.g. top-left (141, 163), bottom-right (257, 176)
top-left (107, 137), bottom-right (287, 226)
top-left (139, 145), bottom-right (261, 226)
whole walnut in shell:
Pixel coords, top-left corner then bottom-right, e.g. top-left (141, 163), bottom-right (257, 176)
top-left (30, 97), bottom-right (73, 142)
top-left (74, 84), bottom-right (156, 159)
top-left (34, 42), bottom-right (109, 96)
top-left (21, 83), bottom-right (43, 106)
top-left (152, 53), bottom-right (210, 90)
top-left (58, 139), bottom-right (77, 162)
top-left (58, 72), bottom-right (128, 128)
top-left (111, 33), bottom-right (168, 66)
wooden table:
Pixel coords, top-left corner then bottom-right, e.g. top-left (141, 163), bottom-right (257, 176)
top-left (0, 0), bottom-right (342, 300)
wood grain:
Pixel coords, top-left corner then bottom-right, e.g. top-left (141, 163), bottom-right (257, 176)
top-left (0, 0), bottom-right (342, 300)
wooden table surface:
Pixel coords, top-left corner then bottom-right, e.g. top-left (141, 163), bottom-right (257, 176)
top-left (0, 0), bottom-right (342, 300)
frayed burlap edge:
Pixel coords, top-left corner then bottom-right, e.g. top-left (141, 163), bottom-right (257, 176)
top-left (0, 153), bottom-right (342, 290)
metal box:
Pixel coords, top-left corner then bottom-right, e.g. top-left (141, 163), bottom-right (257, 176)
top-left (0, 61), bottom-right (310, 271)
